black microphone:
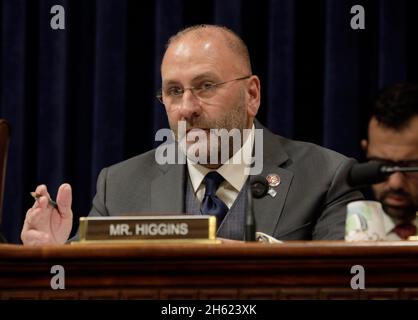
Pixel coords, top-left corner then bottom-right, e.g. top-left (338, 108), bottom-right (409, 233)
top-left (245, 175), bottom-right (269, 241)
top-left (348, 161), bottom-right (418, 187)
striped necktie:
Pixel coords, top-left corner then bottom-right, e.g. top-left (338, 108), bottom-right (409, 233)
top-left (200, 171), bottom-right (229, 227)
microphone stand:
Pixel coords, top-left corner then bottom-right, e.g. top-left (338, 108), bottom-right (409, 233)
top-left (245, 176), bottom-right (269, 242)
top-left (348, 161), bottom-right (418, 187)
top-left (245, 187), bottom-right (255, 241)
top-left (382, 166), bottom-right (418, 174)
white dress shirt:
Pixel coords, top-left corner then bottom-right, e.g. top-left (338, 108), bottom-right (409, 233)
top-left (187, 124), bottom-right (255, 209)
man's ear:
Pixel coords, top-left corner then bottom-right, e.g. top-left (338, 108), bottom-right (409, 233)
top-left (246, 75), bottom-right (260, 118)
top-left (360, 139), bottom-right (368, 152)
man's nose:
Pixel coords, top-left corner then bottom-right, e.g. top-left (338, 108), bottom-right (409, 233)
top-left (387, 171), bottom-right (407, 190)
top-left (178, 89), bottom-right (201, 120)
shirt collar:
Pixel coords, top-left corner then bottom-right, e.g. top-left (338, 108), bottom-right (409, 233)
top-left (383, 211), bottom-right (418, 235)
top-left (187, 124), bottom-right (255, 192)
top-left (383, 211), bottom-right (396, 235)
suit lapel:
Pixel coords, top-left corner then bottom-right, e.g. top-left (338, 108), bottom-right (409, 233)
top-left (253, 121), bottom-right (294, 235)
top-left (151, 163), bottom-right (185, 213)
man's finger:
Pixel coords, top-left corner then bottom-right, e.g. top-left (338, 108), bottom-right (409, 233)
top-left (56, 183), bottom-right (72, 218)
top-left (24, 206), bottom-right (50, 227)
top-left (37, 196), bottom-right (50, 209)
top-left (35, 184), bottom-right (50, 198)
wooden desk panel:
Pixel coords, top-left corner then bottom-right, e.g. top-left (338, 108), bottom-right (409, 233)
top-left (1, 241), bottom-right (418, 299)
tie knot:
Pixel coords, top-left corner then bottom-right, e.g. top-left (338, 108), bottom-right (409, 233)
top-left (203, 171), bottom-right (225, 195)
top-left (393, 222), bottom-right (417, 240)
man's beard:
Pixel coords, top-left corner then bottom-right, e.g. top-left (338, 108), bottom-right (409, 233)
top-left (170, 92), bottom-right (248, 166)
top-left (377, 189), bottom-right (418, 221)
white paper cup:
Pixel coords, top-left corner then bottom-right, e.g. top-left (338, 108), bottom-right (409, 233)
top-left (345, 200), bottom-right (386, 241)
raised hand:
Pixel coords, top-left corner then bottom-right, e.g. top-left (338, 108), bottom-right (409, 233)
top-left (21, 183), bottom-right (73, 245)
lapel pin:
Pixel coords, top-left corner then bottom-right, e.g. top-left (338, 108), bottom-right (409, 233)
top-left (267, 188), bottom-right (277, 198)
top-left (266, 173), bottom-right (280, 198)
top-left (266, 173), bottom-right (281, 188)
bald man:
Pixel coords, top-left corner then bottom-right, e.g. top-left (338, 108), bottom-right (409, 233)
top-left (21, 25), bottom-right (363, 245)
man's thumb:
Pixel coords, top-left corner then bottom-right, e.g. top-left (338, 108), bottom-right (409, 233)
top-left (56, 183), bottom-right (72, 215)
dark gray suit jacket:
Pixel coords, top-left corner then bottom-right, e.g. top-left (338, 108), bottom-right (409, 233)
top-left (88, 122), bottom-right (363, 240)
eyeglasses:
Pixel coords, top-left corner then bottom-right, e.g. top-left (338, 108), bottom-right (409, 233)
top-left (156, 75), bottom-right (252, 105)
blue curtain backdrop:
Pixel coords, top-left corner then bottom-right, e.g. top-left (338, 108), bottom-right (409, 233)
top-left (1, 0), bottom-right (417, 243)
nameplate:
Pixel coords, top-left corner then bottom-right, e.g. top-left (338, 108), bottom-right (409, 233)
top-left (77, 215), bottom-right (217, 243)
